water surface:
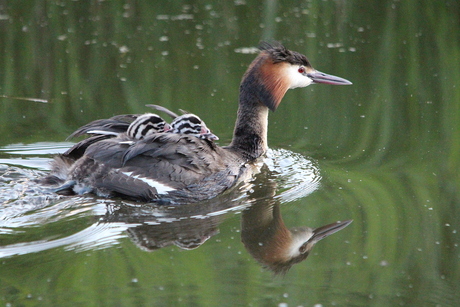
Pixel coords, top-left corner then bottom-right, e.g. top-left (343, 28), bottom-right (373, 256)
top-left (1, 1), bottom-right (460, 306)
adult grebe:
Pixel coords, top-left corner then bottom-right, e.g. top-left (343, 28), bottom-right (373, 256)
top-left (44, 42), bottom-right (351, 203)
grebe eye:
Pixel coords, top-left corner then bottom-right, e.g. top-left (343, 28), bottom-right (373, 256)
top-left (298, 67), bottom-right (306, 74)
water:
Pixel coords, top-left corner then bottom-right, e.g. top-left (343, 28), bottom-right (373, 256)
top-left (1, 1), bottom-right (460, 306)
top-left (0, 143), bottom-right (327, 306)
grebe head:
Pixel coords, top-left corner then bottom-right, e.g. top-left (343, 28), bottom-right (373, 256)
top-left (245, 42), bottom-right (352, 111)
top-left (170, 114), bottom-right (219, 141)
top-left (127, 113), bottom-right (171, 139)
top-left (229, 42), bottom-right (352, 159)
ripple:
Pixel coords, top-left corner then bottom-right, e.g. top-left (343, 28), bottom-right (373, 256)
top-left (0, 141), bottom-right (72, 155)
top-left (0, 157), bottom-right (52, 170)
top-left (0, 221), bottom-right (129, 258)
top-left (264, 148), bottom-right (321, 202)
top-left (0, 141), bottom-right (73, 170)
top-left (0, 166), bottom-right (56, 207)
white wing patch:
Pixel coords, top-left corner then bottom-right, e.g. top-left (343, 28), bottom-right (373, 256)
top-left (121, 171), bottom-right (175, 194)
top-left (118, 141), bottom-right (135, 145)
top-left (87, 130), bottom-right (120, 136)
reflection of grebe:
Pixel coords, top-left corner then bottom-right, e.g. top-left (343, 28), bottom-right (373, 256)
top-left (241, 202), bottom-right (352, 275)
top-left (42, 42), bottom-right (351, 203)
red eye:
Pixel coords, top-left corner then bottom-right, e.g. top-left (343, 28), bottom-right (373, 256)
top-left (298, 67), bottom-right (305, 74)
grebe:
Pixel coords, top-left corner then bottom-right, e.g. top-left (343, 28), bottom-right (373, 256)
top-left (45, 111), bottom-right (218, 191)
top-left (44, 42), bottom-right (351, 203)
top-left (41, 113), bottom-right (169, 188)
top-left (127, 113), bottom-right (171, 139)
top-left (169, 114), bottom-right (218, 141)
top-left (59, 113), bottom-right (169, 160)
top-left (120, 113), bottom-right (219, 146)
top-left (60, 108), bottom-right (217, 159)
top-left (147, 104), bottom-right (219, 141)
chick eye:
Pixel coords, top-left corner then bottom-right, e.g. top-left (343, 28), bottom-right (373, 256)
top-left (298, 66), bottom-right (306, 74)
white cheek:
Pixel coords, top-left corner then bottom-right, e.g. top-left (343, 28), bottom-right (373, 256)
top-left (286, 65), bottom-right (313, 89)
top-left (286, 232), bottom-right (314, 258)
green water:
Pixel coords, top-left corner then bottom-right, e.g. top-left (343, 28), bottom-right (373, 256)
top-left (1, 1), bottom-right (460, 306)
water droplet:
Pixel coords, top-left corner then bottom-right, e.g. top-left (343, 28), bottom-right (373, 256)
top-left (119, 46), bottom-right (129, 53)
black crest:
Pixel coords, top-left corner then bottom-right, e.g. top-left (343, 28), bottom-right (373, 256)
top-left (259, 41), bottom-right (311, 67)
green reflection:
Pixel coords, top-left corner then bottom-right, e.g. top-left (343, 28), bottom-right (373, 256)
top-left (1, 0), bottom-right (460, 306)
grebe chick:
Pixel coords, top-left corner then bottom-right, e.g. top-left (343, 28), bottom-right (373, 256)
top-left (169, 114), bottom-right (219, 141)
top-left (147, 104), bottom-right (219, 141)
top-left (41, 113), bottom-right (169, 188)
top-left (61, 113), bottom-right (169, 159)
top-left (85, 113), bottom-right (170, 139)
top-left (126, 113), bottom-right (171, 139)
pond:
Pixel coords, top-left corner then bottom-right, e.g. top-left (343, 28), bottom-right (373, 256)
top-left (1, 1), bottom-right (459, 306)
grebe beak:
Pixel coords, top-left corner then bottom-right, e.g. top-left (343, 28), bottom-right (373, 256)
top-left (163, 123), bottom-right (172, 132)
top-left (200, 126), bottom-right (219, 141)
top-left (201, 133), bottom-right (219, 141)
top-left (307, 71), bottom-right (352, 85)
top-left (307, 219), bottom-right (353, 244)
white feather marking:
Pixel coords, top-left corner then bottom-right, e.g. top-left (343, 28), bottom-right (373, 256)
top-left (121, 171), bottom-right (175, 194)
top-left (87, 130), bottom-right (119, 136)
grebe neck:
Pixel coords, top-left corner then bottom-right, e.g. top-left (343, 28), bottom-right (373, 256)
top-left (229, 53), bottom-right (290, 160)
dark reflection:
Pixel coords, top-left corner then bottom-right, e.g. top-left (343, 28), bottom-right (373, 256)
top-left (99, 178), bottom-right (255, 251)
top-left (241, 168), bottom-right (352, 275)
top-left (241, 201), bottom-right (352, 275)
top-left (102, 203), bottom-right (222, 251)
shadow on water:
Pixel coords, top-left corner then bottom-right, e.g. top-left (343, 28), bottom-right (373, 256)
top-left (0, 144), bottom-right (350, 274)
